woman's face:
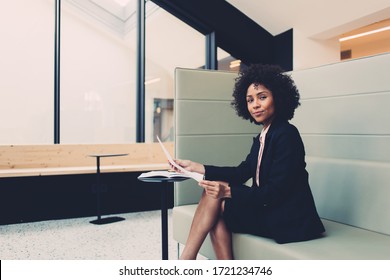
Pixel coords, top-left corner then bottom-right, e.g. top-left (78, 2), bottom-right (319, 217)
top-left (246, 83), bottom-right (275, 127)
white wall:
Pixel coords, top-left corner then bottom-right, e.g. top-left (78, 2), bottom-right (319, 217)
top-left (293, 29), bottom-right (340, 70)
top-left (227, 0), bottom-right (390, 69)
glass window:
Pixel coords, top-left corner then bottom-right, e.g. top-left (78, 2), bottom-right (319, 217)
top-left (217, 47), bottom-right (246, 73)
top-left (0, 0), bottom-right (54, 144)
top-left (145, 1), bottom-right (205, 142)
top-left (60, 0), bottom-right (137, 143)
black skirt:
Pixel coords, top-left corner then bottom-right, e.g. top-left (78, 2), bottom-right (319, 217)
top-left (223, 194), bottom-right (272, 239)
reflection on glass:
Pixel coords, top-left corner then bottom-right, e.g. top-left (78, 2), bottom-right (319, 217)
top-left (217, 47), bottom-right (245, 73)
top-left (0, 1), bottom-right (54, 144)
top-left (145, 1), bottom-right (205, 143)
top-left (61, 0), bottom-right (137, 143)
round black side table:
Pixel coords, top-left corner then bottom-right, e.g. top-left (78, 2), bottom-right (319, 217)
top-left (138, 176), bottom-right (189, 260)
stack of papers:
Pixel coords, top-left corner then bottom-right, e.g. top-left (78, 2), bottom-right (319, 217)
top-left (137, 136), bottom-right (204, 182)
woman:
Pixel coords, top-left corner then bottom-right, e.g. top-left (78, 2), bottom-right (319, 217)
top-left (172, 64), bottom-right (325, 260)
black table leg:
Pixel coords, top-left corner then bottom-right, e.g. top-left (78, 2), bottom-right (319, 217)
top-left (90, 155), bottom-right (124, 225)
top-left (138, 176), bottom-right (187, 259)
top-left (161, 181), bottom-right (168, 260)
top-left (90, 156), bottom-right (103, 224)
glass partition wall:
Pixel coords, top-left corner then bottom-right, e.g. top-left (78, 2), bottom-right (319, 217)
top-left (60, 0), bottom-right (137, 143)
top-left (145, 1), bottom-right (204, 142)
top-left (0, 0), bottom-right (55, 144)
top-left (0, 0), bottom-right (234, 144)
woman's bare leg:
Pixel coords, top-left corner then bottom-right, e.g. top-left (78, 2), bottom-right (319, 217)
top-left (210, 201), bottom-right (233, 260)
top-left (180, 191), bottom-right (222, 259)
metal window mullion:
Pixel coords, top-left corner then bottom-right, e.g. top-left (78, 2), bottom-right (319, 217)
top-left (205, 31), bottom-right (217, 70)
top-left (54, 0), bottom-right (61, 144)
top-left (136, 0), bottom-right (146, 142)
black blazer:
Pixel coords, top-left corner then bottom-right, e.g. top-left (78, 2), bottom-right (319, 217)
top-left (205, 120), bottom-right (325, 244)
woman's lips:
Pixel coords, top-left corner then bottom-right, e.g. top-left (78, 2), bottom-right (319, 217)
top-left (253, 111), bottom-right (264, 117)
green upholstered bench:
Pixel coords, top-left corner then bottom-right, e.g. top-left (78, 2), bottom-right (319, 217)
top-left (172, 54), bottom-right (390, 259)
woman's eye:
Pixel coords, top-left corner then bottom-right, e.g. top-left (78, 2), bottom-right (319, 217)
top-left (247, 99), bottom-right (253, 103)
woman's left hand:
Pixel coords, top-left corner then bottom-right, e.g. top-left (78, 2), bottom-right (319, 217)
top-left (199, 180), bottom-right (231, 199)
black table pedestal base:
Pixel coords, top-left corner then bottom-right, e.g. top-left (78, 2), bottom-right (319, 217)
top-left (90, 216), bottom-right (125, 225)
top-left (88, 153), bottom-right (128, 225)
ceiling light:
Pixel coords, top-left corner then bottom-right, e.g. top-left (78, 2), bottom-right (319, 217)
top-left (229, 60), bottom-right (241, 68)
top-left (339, 26), bottom-right (390, 42)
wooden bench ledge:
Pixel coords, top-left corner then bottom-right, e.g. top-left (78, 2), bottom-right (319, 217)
top-left (0, 143), bottom-right (173, 177)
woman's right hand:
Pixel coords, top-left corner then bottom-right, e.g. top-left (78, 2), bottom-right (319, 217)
top-left (170, 159), bottom-right (205, 175)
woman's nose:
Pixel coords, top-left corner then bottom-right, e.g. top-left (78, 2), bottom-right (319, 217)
top-left (253, 100), bottom-right (260, 108)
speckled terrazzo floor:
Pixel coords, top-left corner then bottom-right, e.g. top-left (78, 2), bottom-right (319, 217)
top-left (0, 210), bottom-right (180, 260)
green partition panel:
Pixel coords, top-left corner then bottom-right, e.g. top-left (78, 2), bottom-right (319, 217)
top-left (174, 68), bottom-right (259, 206)
top-left (290, 53), bottom-right (390, 235)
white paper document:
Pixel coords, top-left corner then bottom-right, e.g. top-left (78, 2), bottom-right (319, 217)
top-left (138, 170), bottom-right (192, 180)
top-left (156, 136), bottom-right (204, 182)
